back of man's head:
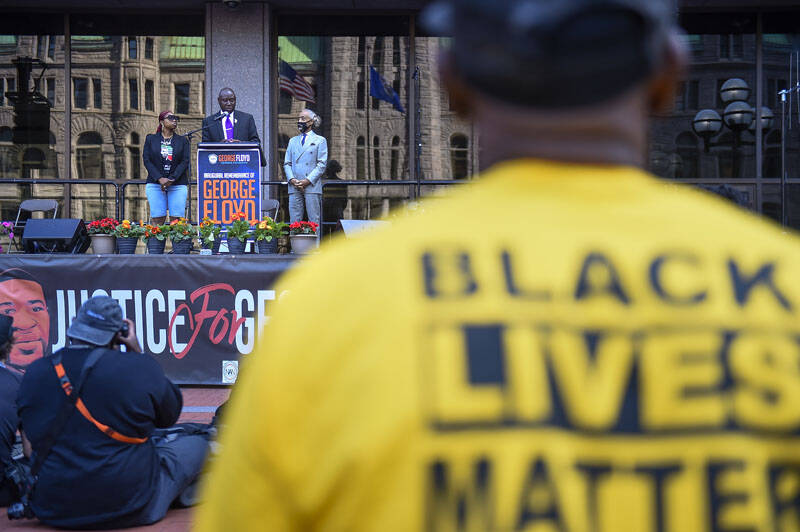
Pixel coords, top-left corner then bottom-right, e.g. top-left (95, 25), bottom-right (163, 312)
top-left (423, 0), bottom-right (679, 109)
top-left (67, 296), bottom-right (124, 347)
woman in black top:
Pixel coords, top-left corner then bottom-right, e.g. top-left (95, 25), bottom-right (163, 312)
top-left (143, 110), bottom-right (190, 224)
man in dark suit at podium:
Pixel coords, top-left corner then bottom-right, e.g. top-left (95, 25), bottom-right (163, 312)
top-left (202, 87), bottom-right (266, 167)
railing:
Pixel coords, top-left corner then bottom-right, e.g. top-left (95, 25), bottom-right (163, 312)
top-left (0, 177), bottom-right (470, 230)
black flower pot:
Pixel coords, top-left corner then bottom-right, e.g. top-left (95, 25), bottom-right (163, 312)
top-left (117, 237), bottom-right (139, 254)
top-left (257, 238), bottom-right (277, 254)
top-left (172, 239), bottom-right (193, 255)
top-left (227, 237), bottom-right (246, 254)
top-left (146, 238), bottom-right (166, 255)
top-left (201, 240), bottom-right (222, 254)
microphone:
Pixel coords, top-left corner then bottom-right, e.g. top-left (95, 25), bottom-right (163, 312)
top-left (214, 111), bottom-right (227, 121)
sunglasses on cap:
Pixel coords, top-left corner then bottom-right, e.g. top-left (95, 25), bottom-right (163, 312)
top-left (164, 114), bottom-right (180, 122)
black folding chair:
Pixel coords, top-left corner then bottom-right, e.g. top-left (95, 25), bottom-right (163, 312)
top-left (9, 199), bottom-right (59, 253)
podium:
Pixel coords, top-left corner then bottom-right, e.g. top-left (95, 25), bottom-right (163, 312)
top-left (197, 142), bottom-right (263, 226)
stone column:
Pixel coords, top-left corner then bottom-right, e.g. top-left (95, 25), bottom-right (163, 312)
top-left (205, 2), bottom-right (276, 206)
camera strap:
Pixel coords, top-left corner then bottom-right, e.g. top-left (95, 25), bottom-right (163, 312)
top-left (50, 349), bottom-right (147, 445)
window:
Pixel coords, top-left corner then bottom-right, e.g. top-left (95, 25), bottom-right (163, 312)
top-left (73, 77), bottom-right (88, 109)
top-left (764, 130), bottom-right (781, 178)
top-left (675, 132), bottom-right (699, 178)
top-left (47, 36), bottom-right (55, 59)
top-left (675, 80), bottom-right (699, 111)
top-left (129, 78), bottom-right (138, 109)
top-left (128, 37), bottom-right (137, 59)
top-left (277, 134), bottom-right (290, 178)
top-left (720, 34), bottom-right (743, 59)
top-left (22, 148), bottom-right (45, 179)
top-left (145, 80), bottom-right (154, 111)
top-left (75, 132), bottom-right (104, 179)
top-left (373, 136), bottom-right (381, 179)
top-left (0, 79), bottom-right (4, 107)
top-left (450, 134), bottom-right (469, 179)
top-left (357, 37), bottom-right (365, 66)
top-left (393, 36), bottom-right (401, 66)
top-left (716, 79), bottom-right (726, 109)
top-left (390, 136), bottom-right (400, 179)
top-left (145, 38), bottom-right (154, 60)
top-left (93, 78), bottom-right (102, 109)
top-left (174, 83), bottom-right (190, 114)
top-left (128, 133), bottom-right (141, 179)
top-left (356, 136), bottom-right (365, 179)
top-left (37, 36), bottom-right (47, 59)
top-left (46, 78), bottom-right (55, 106)
top-left (372, 36), bottom-right (384, 66)
top-left (278, 90), bottom-right (293, 114)
top-left (356, 79), bottom-right (365, 110)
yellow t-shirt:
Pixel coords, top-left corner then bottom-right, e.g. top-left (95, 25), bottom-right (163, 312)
top-left (196, 160), bottom-right (800, 532)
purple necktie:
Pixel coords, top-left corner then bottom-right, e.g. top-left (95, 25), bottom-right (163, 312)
top-left (301, 134), bottom-right (306, 146)
top-left (225, 115), bottom-right (233, 140)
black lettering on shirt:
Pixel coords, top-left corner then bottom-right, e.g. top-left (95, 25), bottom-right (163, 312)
top-left (501, 251), bottom-right (551, 300)
top-left (515, 457), bottom-right (565, 531)
top-left (422, 251), bottom-right (479, 299)
top-left (649, 253), bottom-right (707, 305)
top-left (426, 458), bottom-right (493, 532)
top-left (728, 259), bottom-right (792, 312)
top-left (575, 252), bottom-right (630, 305)
top-left (707, 461), bottom-right (755, 532)
top-left (633, 463), bottom-right (683, 532)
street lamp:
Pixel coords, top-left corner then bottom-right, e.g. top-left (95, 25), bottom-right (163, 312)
top-left (691, 78), bottom-right (773, 178)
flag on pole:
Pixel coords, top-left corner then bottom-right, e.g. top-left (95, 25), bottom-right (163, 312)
top-left (279, 60), bottom-right (316, 103)
top-left (369, 65), bottom-right (404, 113)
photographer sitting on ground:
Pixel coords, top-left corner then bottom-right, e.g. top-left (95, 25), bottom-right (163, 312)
top-left (0, 315), bottom-right (23, 506)
top-left (16, 296), bottom-right (208, 528)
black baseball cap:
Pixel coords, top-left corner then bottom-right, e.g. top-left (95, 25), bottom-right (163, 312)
top-left (67, 296), bottom-right (124, 346)
top-left (422, 0), bottom-right (678, 108)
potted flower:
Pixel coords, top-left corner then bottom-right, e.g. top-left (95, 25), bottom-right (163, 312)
top-left (144, 223), bottom-right (169, 254)
top-left (198, 216), bottom-right (222, 255)
top-left (168, 217), bottom-right (194, 255)
top-left (250, 217), bottom-right (287, 254)
top-left (0, 221), bottom-right (14, 253)
top-left (288, 221), bottom-right (319, 254)
top-left (225, 212), bottom-right (251, 254)
top-left (86, 217), bottom-right (119, 254)
top-left (113, 219), bottom-right (145, 254)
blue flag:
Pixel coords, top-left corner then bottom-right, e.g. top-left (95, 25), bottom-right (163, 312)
top-left (369, 66), bottom-right (405, 113)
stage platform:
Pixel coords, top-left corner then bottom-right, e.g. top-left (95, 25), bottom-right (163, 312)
top-left (0, 254), bottom-right (297, 384)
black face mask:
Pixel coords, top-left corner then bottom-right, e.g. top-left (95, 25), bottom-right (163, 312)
top-left (297, 121), bottom-right (310, 133)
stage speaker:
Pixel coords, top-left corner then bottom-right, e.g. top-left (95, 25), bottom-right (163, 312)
top-left (22, 218), bottom-right (90, 254)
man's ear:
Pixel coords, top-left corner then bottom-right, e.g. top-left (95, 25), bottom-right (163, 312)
top-left (647, 31), bottom-right (689, 115)
top-left (439, 51), bottom-right (474, 119)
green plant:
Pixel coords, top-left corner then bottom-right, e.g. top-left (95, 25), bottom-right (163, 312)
top-left (144, 223), bottom-right (170, 241)
top-left (226, 212), bottom-right (251, 242)
top-left (198, 216), bottom-right (222, 246)
top-left (250, 217), bottom-right (287, 242)
top-left (113, 219), bottom-right (145, 238)
top-left (169, 217), bottom-right (194, 242)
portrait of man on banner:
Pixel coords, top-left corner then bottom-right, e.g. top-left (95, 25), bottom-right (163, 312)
top-left (0, 268), bottom-right (50, 371)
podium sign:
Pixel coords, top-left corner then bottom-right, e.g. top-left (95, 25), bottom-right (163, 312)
top-left (197, 142), bottom-right (262, 225)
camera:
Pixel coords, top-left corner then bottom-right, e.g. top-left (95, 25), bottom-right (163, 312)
top-left (222, 0), bottom-right (241, 8)
top-left (5, 461), bottom-right (35, 520)
top-left (120, 322), bottom-right (129, 337)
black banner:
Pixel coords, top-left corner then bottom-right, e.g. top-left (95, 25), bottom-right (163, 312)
top-left (0, 255), bottom-right (295, 384)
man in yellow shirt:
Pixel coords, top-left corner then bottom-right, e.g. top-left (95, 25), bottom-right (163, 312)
top-left (197, 1), bottom-right (800, 530)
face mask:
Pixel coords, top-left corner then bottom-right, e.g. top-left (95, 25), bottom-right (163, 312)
top-left (297, 121), bottom-right (310, 133)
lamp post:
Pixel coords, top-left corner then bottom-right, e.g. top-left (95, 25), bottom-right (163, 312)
top-left (691, 78), bottom-right (774, 179)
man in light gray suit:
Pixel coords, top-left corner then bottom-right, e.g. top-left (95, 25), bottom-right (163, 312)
top-left (284, 109), bottom-right (328, 225)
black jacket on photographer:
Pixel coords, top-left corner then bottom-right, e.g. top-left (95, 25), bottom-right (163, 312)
top-left (16, 345), bottom-right (181, 528)
top-left (0, 363), bottom-right (21, 506)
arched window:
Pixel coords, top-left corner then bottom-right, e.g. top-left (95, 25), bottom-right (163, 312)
top-left (356, 136), bottom-right (366, 179)
top-left (76, 132), bottom-right (104, 179)
top-left (675, 132), bottom-right (699, 178)
top-left (22, 148), bottom-right (45, 179)
top-left (373, 136), bottom-right (381, 180)
top-left (764, 130), bottom-right (781, 178)
top-left (128, 36), bottom-right (137, 59)
top-left (390, 136), bottom-right (401, 179)
top-left (450, 134), bottom-right (469, 179)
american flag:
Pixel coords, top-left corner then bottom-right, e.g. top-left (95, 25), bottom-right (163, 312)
top-left (279, 60), bottom-right (316, 103)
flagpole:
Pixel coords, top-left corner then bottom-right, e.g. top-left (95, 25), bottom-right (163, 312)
top-left (366, 45), bottom-right (372, 181)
